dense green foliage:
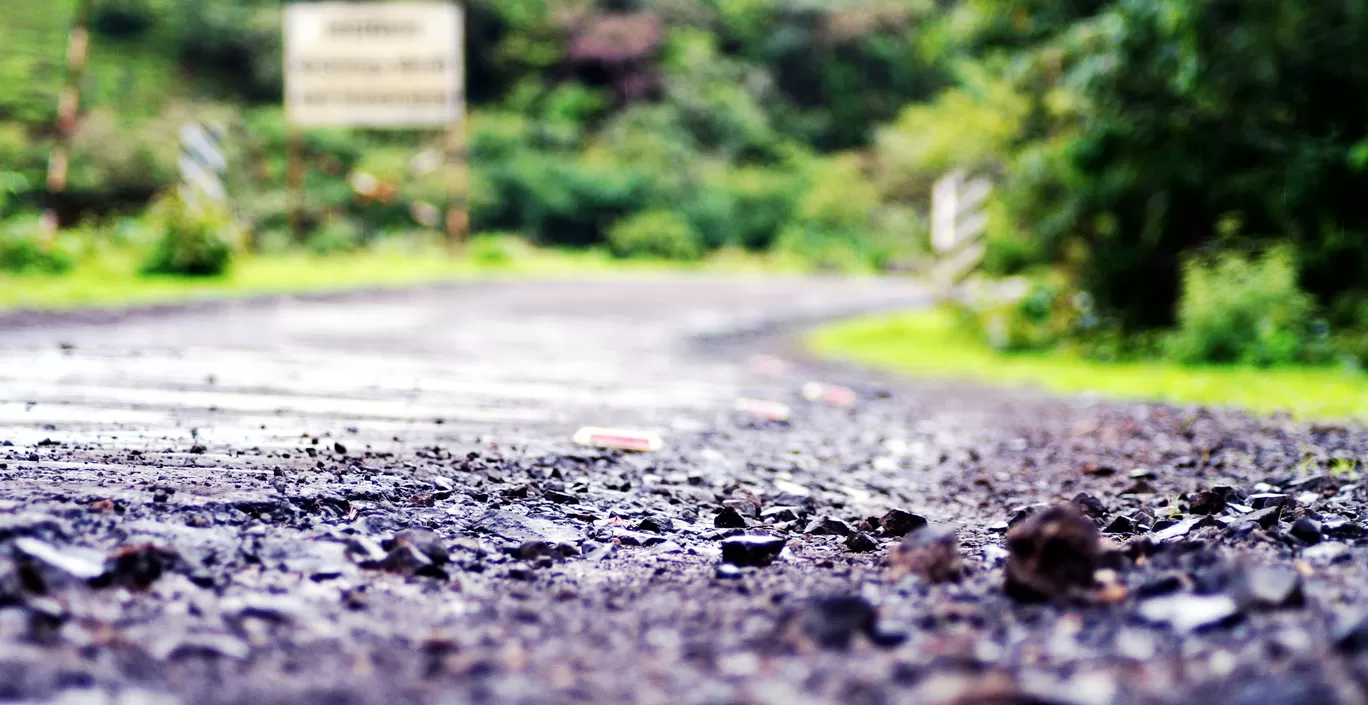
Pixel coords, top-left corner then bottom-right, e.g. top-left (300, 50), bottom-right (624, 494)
top-left (140, 195), bottom-right (238, 276)
top-left (6, 0), bottom-right (1368, 370)
top-left (927, 0), bottom-right (1368, 363)
top-left (1166, 248), bottom-right (1333, 368)
top-left (0, 216), bottom-right (74, 274)
top-left (609, 209), bottom-right (702, 260)
top-left (0, 0), bottom-right (945, 271)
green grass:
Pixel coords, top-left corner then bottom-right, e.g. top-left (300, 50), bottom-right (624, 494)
top-left (0, 240), bottom-right (811, 312)
top-left (810, 308), bottom-right (1368, 421)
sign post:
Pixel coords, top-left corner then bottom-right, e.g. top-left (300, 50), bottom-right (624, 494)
top-left (41, 0), bottom-right (93, 247)
top-left (283, 2), bottom-right (467, 245)
top-left (930, 170), bottom-right (993, 300)
top-left (178, 122), bottom-right (228, 210)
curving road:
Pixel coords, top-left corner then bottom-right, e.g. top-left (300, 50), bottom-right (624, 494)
top-left (2, 276), bottom-right (1367, 705)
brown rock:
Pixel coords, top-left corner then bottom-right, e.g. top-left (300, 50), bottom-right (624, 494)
top-left (1004, 503), bottom-right (1101, 602)
top-left (104, 543), bottom-right (179, 590)
top-left (879, 509), bottom-right (928, 537)
top-left (1071, 493), bottom-right (1107, 520)
top-left (845, 532), bottom-right (878, 553)
top-left (888, 524), bottom-right (961, 583)
top-left (714, 507), bottom-right (748, 529)
top-left (723, 488), bottom-right (761, 518)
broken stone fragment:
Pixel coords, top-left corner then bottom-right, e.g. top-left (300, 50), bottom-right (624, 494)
top-left (1288, 517), bottom-right (1322, 545)
top-left (724, 490), bottom-right (762, 518)
top-left (609, 529), bottom-right (664, 547)
top-left (543, 490), bottom-right (579, 505)
top-left (282, 541), bottom-right (350, 582)
top-left (1335, 610), bottom-right (1368, 653)
top-left (1232, 506), bottom-right (1283, 533)
top-left (1232, 563), bottom-right (1304, 609)
top-left (513, 541), bottom-right (558, 561)
top-left (889, 524), bottom-right (961, 583)
top-left (1103, 516), bottom-right (1137, 535)
top-left (1004, 504), bottom-right (1101, 602)
top-left (714, 563), bottom-right (743, 580)
top-left (1187, 490), bottom-right (1228, 515)
top-left (803, 516), bottom-right (853, 537)
top-left (1152, 515), bottom-right (1217, 542)
top-left (390, 529), bottom-right (449, 566)
top-left (1248, 493), bottom-right (1293, 510)
top-left (1131, 510), bottom-right (1155, 531)
top-left (1007, 504), bottom-right (1050, 530)
top-left (1071, 493), bottom-right (1108, 521)
top-left (714, 507), bottom-right (748, 529)
top-left (11, 537), bottom-right (104, 592)
top-left (345, 537), bottom-right (389, 564)
top-left (1136, 593), bottom-right (1240, 632)
top-left (153, 632), bottom-right (252, 662)
top-left (788, 596), bottom-right (904, 650)
top-left (103, 542), bottom-right (180, 590)
top-left (720, 535), bottom-right (785, 567)
top-left (878, 509), bottom-right (927, 538)
top-left (377, 544), bottom-right (437, 576)
top-left (844, 532), bottom-right (878, 553)
top-left (637, 517), bottom-right (672, 533)
top-left (1320, 515), bottom-right (1364, 540)
top-left (1302, 542), bottom-right (1348, 566)
top-left (760, 507), bottom-right (802, 524)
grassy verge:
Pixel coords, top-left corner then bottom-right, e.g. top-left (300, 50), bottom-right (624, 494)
top-left (0, 242), bottom-right (814, 312)
top-left (809, 308), bottom-right (1368, 421)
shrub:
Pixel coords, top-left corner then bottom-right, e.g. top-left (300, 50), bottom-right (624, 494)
top-left (770, 153), bottom-right (911, 271)
top-left (477, 150), bottom-right (652, 247)
top-left (305, 218), bottom-right (363, 256)
top-left (772, 225), bottom-right (869, 272)
top-left (141, 194), bottom-right (236, 276)
top-left (467, 232), bottom-right (533, 267)
top-left (0, 217), bottom-right (75, 274)
top-left (1165, 247), bottom-right (1334, 367)
top-left (710, 166), bottom-right (801, 250)
top-left (608, 210), bottom-right (702, 260)
top-left (953, 275), bottom-right (1088, 352)
top-left (674, 183), bottom-right (734, 251)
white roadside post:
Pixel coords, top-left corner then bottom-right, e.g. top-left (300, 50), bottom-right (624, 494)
top-left (178, 122), bottom-right (228, 211)
top-left (931, 170), bottom-right (993, 301)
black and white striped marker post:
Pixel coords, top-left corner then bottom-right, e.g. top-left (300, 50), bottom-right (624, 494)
top-left (178, 122), bottom-right (228, 210)
top-left (931, 170), bottom-right (993, 299)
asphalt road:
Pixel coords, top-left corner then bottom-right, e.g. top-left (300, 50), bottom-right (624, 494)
top-left (0, 277), bottom-right (925, 456)
top-left (4, 276), bottom-right (1368, 705)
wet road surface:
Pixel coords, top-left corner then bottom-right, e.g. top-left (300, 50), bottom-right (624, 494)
top-left (4, 276), bottom-right (1368, 705)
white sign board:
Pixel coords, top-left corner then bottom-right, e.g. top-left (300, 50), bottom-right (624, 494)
top-left (284, 2), bottom-right (463, 127)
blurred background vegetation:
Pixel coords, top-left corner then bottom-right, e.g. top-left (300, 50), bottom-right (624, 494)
top-left (4, 0), bottom-right (1368, 376)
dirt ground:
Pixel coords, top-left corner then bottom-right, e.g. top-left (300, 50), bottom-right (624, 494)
top-left (2, 277), bottom-right (1368, 705)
